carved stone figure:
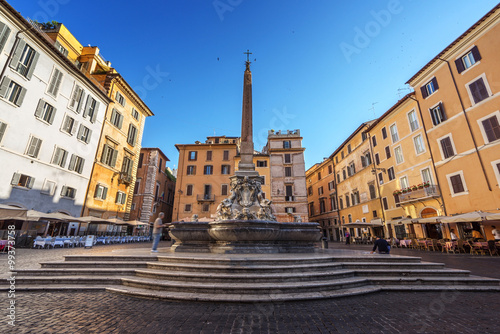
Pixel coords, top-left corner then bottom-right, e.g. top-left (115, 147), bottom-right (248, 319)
top-left (191, 214), bottom-right (199, 222)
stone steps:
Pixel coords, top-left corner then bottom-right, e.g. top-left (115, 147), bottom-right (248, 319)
top-left (370, 276), bottom-right (500, 286)
top-left (0, 276), bottom-right (128, 286)
top-left (40, 261), bottom-right (149, 268)
top-left (120, 276), bottom-right (369, 294)
top-left (64, 255), bottom-right (158, 262)
top-left (13, 268), bottom-right (138, 276)
top-left (341, 262), bottom-right (445, 270)
top-left (354, 268), bottom-right (470, 277)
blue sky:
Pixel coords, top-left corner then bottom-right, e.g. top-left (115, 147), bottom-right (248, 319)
top-left (9, 0), bottom-right (500, 170)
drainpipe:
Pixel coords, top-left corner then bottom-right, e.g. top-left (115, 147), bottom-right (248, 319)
top-left (409, 95), bottom-right (448, 217)
top-left (437, 57), bottom-right (492, 191)
top-left (332, 156), bottom-right (343, 242)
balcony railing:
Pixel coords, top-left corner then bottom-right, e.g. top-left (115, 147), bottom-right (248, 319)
top-left (398, 185), bottom-right (440, 203)
top-left (197, 194), bottom-right (215, 202)
top-left (118, 173), bottom-right (133, 185)
top-left (285, 196), bottom-right (295, 202)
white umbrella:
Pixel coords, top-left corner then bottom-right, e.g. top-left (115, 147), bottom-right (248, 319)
top-left (485, 212), bottom-right (500, 221)
top-left (0, 204), bottom-right (27, 220)
top-left (342, 222), bottom-right (384, 228)
top-left (412, 216), bottom-right (448, 224)
top-left (441, 211), bottom-right (497, 223)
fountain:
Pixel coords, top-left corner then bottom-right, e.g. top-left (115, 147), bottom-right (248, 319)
top-left (169, 52), bottom-right (321, 253)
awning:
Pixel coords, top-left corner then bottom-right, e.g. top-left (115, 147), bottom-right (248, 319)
top-left (441, 211), bottom-right (497, 223)
top-left (0, 204), bottom-right (27, 220)
top-left (106, 218), bottom-right (128, 225)
top-left (485, 212), bottom-right (500, 221)
top-left (78, 216), bottom-right (113, 224)
top-left (342, 222), bottom-right (384, 228)
top-left (123, 220), bottom-right (149, 226)
top-left (412, 216), bottom-right (448, 224)
top-left (388, 218), bottom-right (414, 225)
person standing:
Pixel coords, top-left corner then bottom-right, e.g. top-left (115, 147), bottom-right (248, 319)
top-left (471, 229), bottom-right (483, 242)
top-left (345, 231), bottom-right (350, 245)
top-left (151, 212), bottom-right (166, 253)
top-left (492, 226), bottom-right (500, 241)
top-left (450, 229), bottom-right (458, 241)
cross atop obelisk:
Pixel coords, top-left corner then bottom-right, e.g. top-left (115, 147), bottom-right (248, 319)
top-left (237, 50), bottom-right (257, 176)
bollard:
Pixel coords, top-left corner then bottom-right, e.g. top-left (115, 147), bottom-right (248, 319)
top-left (321, 237), bottom-right (328, 249)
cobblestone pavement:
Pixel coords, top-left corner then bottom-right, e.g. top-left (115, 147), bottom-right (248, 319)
top-left (2, 242), bottom-right (500, 333)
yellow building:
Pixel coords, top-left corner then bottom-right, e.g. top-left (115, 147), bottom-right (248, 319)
top-left (366, 94), bottom-right (447, 239)
top-left (407, 4), bottom-right (500, 240)
top-left (306, 158), bottom-right (340, 240)
top-left (42, 23), bottom-right (154, 222)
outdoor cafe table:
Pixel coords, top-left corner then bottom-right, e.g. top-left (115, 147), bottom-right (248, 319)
top-left (418, 240), bottom-right (432, 249)
top-left (399, 239), bottom-right (412, 247)
top-left (444, 241), bottom-right (457, 252)
top-left (0, 239), bottom-right (8, 252)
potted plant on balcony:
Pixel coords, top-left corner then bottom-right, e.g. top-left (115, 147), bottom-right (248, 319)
top-left (417, 183), bottom-right (424, 189)
top-left (411, 185), bottom-right (418, 191)
top-left (423, 181), bottom-right (430, 188)
top-left (393, 190), bottom-right (402, 196)
top-left (402, 188), bottom-right (408, 194)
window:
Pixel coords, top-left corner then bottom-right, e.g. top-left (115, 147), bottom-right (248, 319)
top-left (203, 184), bottom-right (212, 198)
top-left (284, 154), bottom-right (291, 164)
top-left (336, 173), bottom-right (340, 184)
top-left (138, 153), bottom-right (144, 168)
top-left (189, 151), bottom-right (197, 161)
top-left (373, 210), bottom-right (378, 218)
top-left (408, 110), bottom-right (419, 132)
top-left (378, 172), bottom-right (384, 185)
top-left (260, 176), bottom-right (266, 185)
top-left (421, 77), bottom-right (438, 98)
top-left (330, 196), bottom-right (337, 211)
top-left (412, 135), bottom-right (425, 154)
top-left (385, 146), bottom-right (391, 159)
top-left (202, 203), bottom-right (210, 212)
top-left (134, 179), bottom-right (141, 195)
top-left (387, 167), bottom-right (395, 181)
top-left (187, 165), bottom-right (196, 175)
top-left (440, 137), bottom-right (455, 159)
top-left (61, 115), bottom-right (78, 135)
top-left (60, 186), bottom-right (76, 199)
top-left (341, 151), bottom-right (344, 159)
top-left (468, 77), bottom-right (490, 104)
top-left (283, 140), bottom-right (291, 149)
top-left (221, 184), bottom-right (228, 196)
top-left (121, 156), bottom-right (133, 176)
top-left (83, 96), bottom-right (99, 123)
top-left (51, 147), bottom-right (68, 168)
top-left (374, 153), bottom-right (380, 165)
top-left (47, 68), bottom-right (63, 97)
top-left (421, 168), bottom-right (432, 185)
top-left (345, 194), bottom-right (350, 207)
top-left (348, 162), bottom-right (355, 176)
top-left (455, 46), bottom-right (481, 73)
top-left (317, 172), bottom-right (321, 180)
top-left (11, 173), bottom-right (35, 189)
top-left (347, 144), bottom-right (351, 153)
top-left (285, 167), bottom-right (292, 177)
top-left (116, 191), bottom-right (127, 204)
top-left (430, 103), bottom-right (446, 126)
top-left (328, 165), bottom-right (333, 174)
top-left (285, 185), bottom-right (293, 201)
top-left (41, 179), bottom-right (56, 195)
top-left (26, 136), bottom-right (42, 158)
top-left (94, 184), bottom-right (108, 200)
top-left (11, 41), bottom-right (39, 79)
top-left (131, 108), bottom-right (140, 120)
top-left (256, 160), bottom-right (267, 167)
top-left (286, 207), bottom-right (296, 214)
top-left (0, 78), bottom-right (26, 106)
top-left (390, 124), bottom-right (399, 143)
top-left (34, 100), bottom-right (56, 124)
top-left (319, 199), bottom-right (326, 213)
top-left (115, 91), bottom-right (126, 106)
top-left (372, 135), bottom-right (377, 147)
top-left (394, 146), bottom-right (404, 164)
top-left (382, 197), bottom-right (389, 210)
top-left (127, 124), bottom-right (138, 146)
top-left (0, 121), bottom-right (6, 144)
top-left (394, 194), bottom-right (400, 207)
top-left (309, 202), bottom-right (315, 216)
top-left (361, 152), bottom-right (371, 167)
top-left (339, 197), bottom-right (343, 209)
top-left (318, 186), bottom-right (324, 196)
top-left (184, 204), bottom-right (192, 212)
top-left (221, 165), bottom-right (230, 174)
top-left (110, 109), bottom-right (123, 129)
top-left (206, 151), bottom-right (212, 161)
top-left (449, 173), bottom-right (466, 194)
top-left (352, 191), bottom-right (359, 205)
top-left (223, 150), bottom-right (229, 161)
top-left (204, 165), bottom-right (213, 175)
top-left (369, 184), bottom-right (376, 199)
top-left (69, 85), bottom-right (85, 113)
top-left (186, 184), bottom-right (193, 196)
top-left (68, 154), bottom-right (85, 174)
top-left (328, 181), bottom-right (334, 191)
top-left (101, 144), bottom-right (118, 167)
top-left (381, 127), bottom-right (387, 139)
top-left (481, 116), bottom-right (500, 143)
top-left (342, 169), bottom-right (346, 180)
top-left (348, 214), bottom-right (352, 223)
top-left (54, 40), bottom-right (68, 57)
top-left (0, 22), bottom-right (11, 53)
top-left (400, 176), bottom-right (409, 189)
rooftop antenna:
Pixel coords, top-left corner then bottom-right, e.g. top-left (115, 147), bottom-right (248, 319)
top-left (369, 102), bottom-right (378, 118)
top-left (397, 87), bottom-right (412, 98)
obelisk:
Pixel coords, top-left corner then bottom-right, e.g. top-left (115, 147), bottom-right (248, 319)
top-left (236, 50), bottom-right (258, 177)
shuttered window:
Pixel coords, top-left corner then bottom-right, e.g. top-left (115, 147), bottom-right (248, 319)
top-left (469, 77), bottom-right (489, 104)
top-left (482, 116), bottom-right (500, 143)
top-left (381, 127), bottom-right (387, 139)
top-left (450, 174), bottom-right (465, 194)
top-left (285, 166), bottom-right (292, 177)
top-left (83, 95), bottom-right (99, 123)
top-left (440, 137), bottom-right (455, 159)
top-left (0, 78), bottom-right (26, 106)
top-left (34, 100), bottom-right (56, 124)
top-left (382, 197), bottom-right (388, 210)
top-left (51, 147), bottom-right (68, 167)
top-left (68, 154), bottom-right (85, 174)
top-left (47, 68), bottom-right (63, 97)
top-left (61, 115), bottom-right (78, 135)
top-left (374, 153), bottom-right (380, 165)
top-left (420, 77), bottom-right (439, 98)
top-left (10, 41), bottom-right (39, 79)
top-left (430, 103), bottom-right (447, 126)
top-left (61, 186), bottom-right (76, 199)
top-left (94, 184), bottom-right (108, 200)
top-left (0, 21), bottom-right (11, 53)
top-left (101, 144), bottom-right (118, 167)
top-left (385, 146), bottom-right (391, 159)
top-left (186, 185), bottom-right (193, 196)
top-left (26, 136), bottom-right (42, 158)
top-left (77, 125), bottom-right (91, 144)
top-left (455, 46), bottom-right (481, 73)
top-left (69, 85), bottom-right (85, 112)
top-left (127, 124), bottom-right (138, 146)
top-left (223, 150), bottom-right (229, 161)
top-left (0, 121), bottom-right (6, 144)
top-left (206, 151), bottom-right (212, 161)
top-left (221, 184), bottom-right (228, 196)
top-left (110, 109), bottom-right (123, 129)
top-left (387, 167), bottom-right (395, 181)
top-left (11, 173), bottom-right (35, 189)
top-left (372, 135), bottom-right (377, 147)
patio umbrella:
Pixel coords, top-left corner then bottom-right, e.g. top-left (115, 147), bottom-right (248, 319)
top-left (412, 216), bottom-right (448, 224)
top-left (107, 217), bottom-right (128, 225)
top-left (485, 212), bottom-right (500, 221)
top-left (441, 211), bottom-right (497, 223)
top-left (0, 204), bottom-right (27, 220)
top-left (388, 218), bottom-right (414, 225)
top-left (78, 216), bottom-right (113, 224)
top-left (342, 222), bottom-right (384, 228)
top-left (125, 220), bottom-right (149, 226)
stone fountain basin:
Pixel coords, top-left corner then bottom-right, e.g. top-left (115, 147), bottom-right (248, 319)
top-left (208, 220), bottom-right (281, 241)
top-left (277, 222), bottom-right (323, 242)
top-left (168, 222), bottom-right (212, 242)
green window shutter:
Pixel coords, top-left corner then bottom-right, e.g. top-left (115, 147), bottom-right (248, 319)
top-left (27, 176), bottom-right (35, 189)
top-left (83, 95), bottom-right (92, 118)
top-left (10, 173), bottom-right (21, 186)
top-left (91, 100), bottom-right (100, 123)
top-left (111, 149), bottom-right (118, 167)
top-left (0, 77), bottom-right (10, 97)
top-left (34, 99), bottom-right (44, 118)
top-left (110, 109), bottom-right (117, 123)
top-left (60, 150), bottom-right (68, 167)
top-left (70, 120), bottom-right (79, 135)
top-left (26, 51), bottom-right (39, 80)
top-left (10, 39), bottom-right (26, 69)
top-left (0, 122), bottom-right (6, 143)
top-left (68, 154), bottom-right (76, 171)
top-left (48, 106), bottom-right (56, 125)
top-left (52, 147), bottom-right (61, 165)
top-left (33, 138), bottom-right (42, 158)
top-left (102, 187), bottom-right (108, 200)
top-left (117, 113), bottom-right (123, 129)
top-left (85, 129), bottom-right (92, 144)
top-left (77, 124), bottom-right (84, 139)
top-left (76, 157), bottom-right (84, 173)
top-left (15, 87), bottom-right (27, 107)
top-left (101, 145), bottom-right (109, 163)
top-left (0, 22), bottom-right (11, 53)
top-left (61, 186), bottom-right (67, 196)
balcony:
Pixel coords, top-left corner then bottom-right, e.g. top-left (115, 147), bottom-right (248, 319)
top-left (398, 185), bottom-right (440, 203)
top-left (197, 194), bottom-right (215, 202)
top-left (118, 173), bottom-right (133, 185)
top-left (285, 196), bottom-right (295, 202)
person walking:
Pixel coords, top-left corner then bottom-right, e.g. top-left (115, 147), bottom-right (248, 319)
top-left (492, 226), bottom-right (500, 241)
top-left (151, 212), bottom-right (166, 253)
